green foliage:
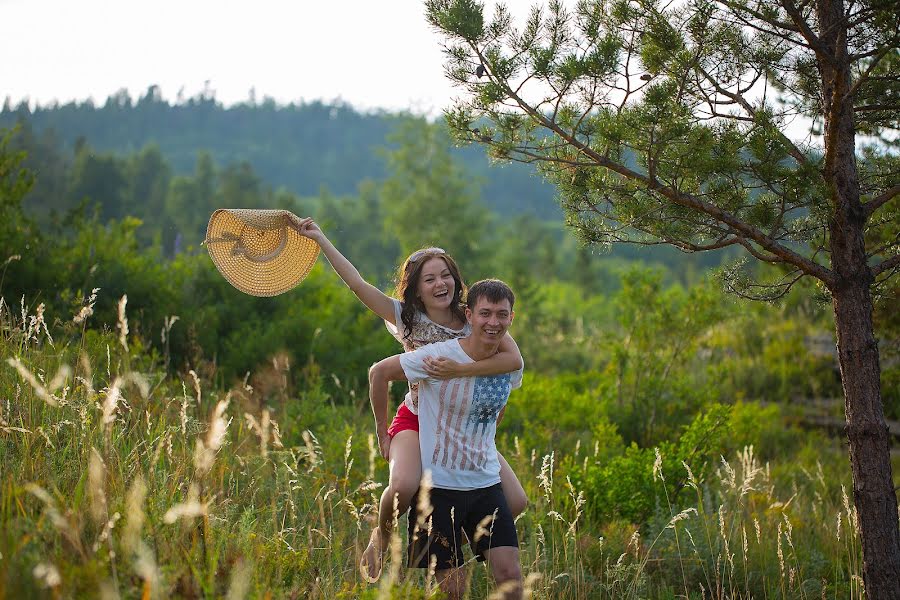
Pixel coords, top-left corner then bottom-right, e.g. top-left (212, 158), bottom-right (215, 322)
top-left (602, 269), bottom-right (729, 444)
top-left (0, 128), bottom-right (44, 295)
top-left (726, 401), bottom-right (799, 459)
top-left (502, 372), bottom-right (613, 453)
top-left (380, 118), bottom-right (489, 268)
top-left (703, 298), bottom-right (842, 404)
top-left (577, 404), bottom-right (732, 523)
top-left (425, 0), bottom-right (485, 40)
top-left (314, 182), bottom-right (399, 286)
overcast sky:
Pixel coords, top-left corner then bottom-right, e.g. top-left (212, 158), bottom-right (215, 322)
top-left (1, 0), bottom-right (539, 114)
top-left (2, 0), bottom-right (829, 146)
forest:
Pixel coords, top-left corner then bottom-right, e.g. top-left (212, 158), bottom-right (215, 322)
top-left (1, 0), bottom-right (898, 595)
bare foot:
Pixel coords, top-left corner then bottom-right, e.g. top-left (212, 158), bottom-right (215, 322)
top-left (360, 528), bottom-right (387, 583)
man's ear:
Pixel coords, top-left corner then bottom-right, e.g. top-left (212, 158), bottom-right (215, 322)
top-left (465, 306), bottom-right (472, 324)
top-left (509, 310), bottom-right (514, 325)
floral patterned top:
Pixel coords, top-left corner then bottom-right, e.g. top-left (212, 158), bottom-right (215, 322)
top-left (386, 299), bottom-right (471, 414)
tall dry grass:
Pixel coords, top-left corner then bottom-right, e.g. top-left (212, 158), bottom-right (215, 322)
top-left (0, 292), bottom-right (865, 598)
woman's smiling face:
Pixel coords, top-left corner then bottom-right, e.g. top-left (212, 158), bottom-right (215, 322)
top-left (416, 257), bottom-right (456, 312)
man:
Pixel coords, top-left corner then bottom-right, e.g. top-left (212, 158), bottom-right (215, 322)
top-left (368, 279), bottom-right (523, 600)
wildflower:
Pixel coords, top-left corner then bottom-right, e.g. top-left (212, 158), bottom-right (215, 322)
top-left (226, 559), bottom-right (252, 600)
top-left (720, 455), bottom-right (736, 490)
top-left (188, 369), bottom-right (201, 405)
top-left (344, 433), bottom-right (353, 476)
top-left (101, 379), bottom-right (123, 426)
top-left (302, 430), bottom-right (321, 471)
top-left (25, 484), bottom-right (70, 535)
top-left (161, 314), bottom-right (179, 344)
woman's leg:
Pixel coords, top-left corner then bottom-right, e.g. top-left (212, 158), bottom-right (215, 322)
top-left (361, 429), bottom-right (422, 581)
top-left (381, 430), bottom-right (423, 532)
top-left (498, 452), bottom-right (528, 517)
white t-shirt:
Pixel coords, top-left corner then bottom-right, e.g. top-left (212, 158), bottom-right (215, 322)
top-left (385, 299), bottom-right (471, 414)
top-left (400, 338), bottom-right (523, 490)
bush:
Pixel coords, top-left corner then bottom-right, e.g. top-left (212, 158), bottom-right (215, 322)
top-left (577, 404), bottom-right (732, 523)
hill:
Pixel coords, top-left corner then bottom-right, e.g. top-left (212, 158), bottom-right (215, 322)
top-left (1, 88), bottom-right (560, 219)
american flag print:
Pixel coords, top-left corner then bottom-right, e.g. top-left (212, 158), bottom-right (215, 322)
top-left (431, 373), bottom-right (512, 471)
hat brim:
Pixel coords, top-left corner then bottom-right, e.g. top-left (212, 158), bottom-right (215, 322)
top-left (205, 209), bottom-right (320, 297)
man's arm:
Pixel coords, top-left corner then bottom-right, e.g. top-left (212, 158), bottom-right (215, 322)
top-left (369, 355), bottom-right (409, 458)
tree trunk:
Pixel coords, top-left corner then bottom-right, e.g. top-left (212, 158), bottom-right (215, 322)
top-left (818, 0), bottom-right (900, 594)
top-left (833, 281), bottom-right (900, 599)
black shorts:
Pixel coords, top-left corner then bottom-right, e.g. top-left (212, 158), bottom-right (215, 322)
top-left (407, 483), bottom-right (519, 570)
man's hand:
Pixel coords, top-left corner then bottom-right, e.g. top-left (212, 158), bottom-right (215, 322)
top-left (424, 356), bottom-right (464, 379)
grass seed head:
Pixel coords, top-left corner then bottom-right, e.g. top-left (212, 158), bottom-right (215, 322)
top-left (32, 562), bottom-right (61, 589)
top-left (163, 482), bottom-right (206, 524)
top-left (116, 295), bottom-right (129, 351)
top-left (88, 447), bottom-right (108, 524)
top-left (474, 510), bottom-right (498, 543)
top-left (7, 357), bottom-right (57, 406)
top-left (123, 476), bottom-right (148, 552)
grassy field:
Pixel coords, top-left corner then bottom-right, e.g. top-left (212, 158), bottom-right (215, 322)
top-left (0, 296), bottom-right (870, 599)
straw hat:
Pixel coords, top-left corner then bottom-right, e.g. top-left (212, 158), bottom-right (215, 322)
top-left (205, 209), bottom-right (320, 297)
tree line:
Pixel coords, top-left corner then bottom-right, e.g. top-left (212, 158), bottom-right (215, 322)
top-left (0, 89), bottom-right (560, 219)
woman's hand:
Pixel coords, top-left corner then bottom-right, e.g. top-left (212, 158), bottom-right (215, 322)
top-left (377, 431), bottom-right (392, 461)
top-left (286, 215), bottom-right (326, 243)
top-left (424, 356), bottom-right (465, 379)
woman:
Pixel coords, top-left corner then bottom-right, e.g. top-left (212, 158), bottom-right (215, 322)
top-left (289, 217), bottom-right (526, 582)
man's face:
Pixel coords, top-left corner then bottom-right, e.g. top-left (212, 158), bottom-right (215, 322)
top-left (466, 297), bottom-right (514, 344)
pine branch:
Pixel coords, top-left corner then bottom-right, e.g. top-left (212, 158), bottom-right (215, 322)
top-left (470, 43), bottom-right (835, 286)
top-left (694, 63), bottom-right (811, 166)
top-left (863, 184), bottom-right (900, 219)
top-left (778, 0), bottom-right (841, 67)
top-left (855, 104), bottom-right (900, 112)
top-left (871, 253), bottom-right (900, 277)
top-left (846, 45), bottom-right (894, 99)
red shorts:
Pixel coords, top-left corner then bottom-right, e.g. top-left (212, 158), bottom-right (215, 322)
top-left (387, 403), bottom-right (420, 438)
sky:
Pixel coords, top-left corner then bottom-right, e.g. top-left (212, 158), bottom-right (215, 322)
top-left (1, 0), bottom-right (828, 144)
top-left (1, 0), bottom-right (533, 115)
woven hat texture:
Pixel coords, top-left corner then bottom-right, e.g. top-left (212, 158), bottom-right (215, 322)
top-left (205, 209), bottom-right (320, 297)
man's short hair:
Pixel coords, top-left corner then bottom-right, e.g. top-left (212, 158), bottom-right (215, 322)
top-left (466, 279), bottom-right (515, 310)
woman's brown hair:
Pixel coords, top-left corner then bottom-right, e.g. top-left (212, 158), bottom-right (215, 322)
top-left (394, 247), bottom-right (467, 339)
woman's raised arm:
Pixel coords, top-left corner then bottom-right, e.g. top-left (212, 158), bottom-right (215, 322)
top-left (289, 216), bottom-right (397, 324)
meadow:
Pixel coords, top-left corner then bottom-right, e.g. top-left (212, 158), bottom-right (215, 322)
top-left (0, 288), bottom-right (876, 599)
top-left (2, 108), bottom-right (896, 598)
